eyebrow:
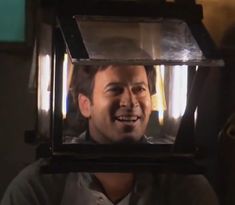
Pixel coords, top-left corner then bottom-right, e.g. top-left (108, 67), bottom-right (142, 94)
top-left (104, 81), bottom-right (148, 89)
top-left (132, 82), bottom-right (148, 87)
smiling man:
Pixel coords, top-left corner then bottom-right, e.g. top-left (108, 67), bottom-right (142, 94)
top-left (65, 64), bottom-right (219, 204)
top-left (1, 64), bottom-right (220, 205)
top-left (76, 65), bottom-right (153, 144)
top-left (70, 64), bottom-right (154, 203)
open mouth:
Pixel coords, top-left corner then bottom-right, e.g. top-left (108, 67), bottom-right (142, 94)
top-left (115, 115), bottom-right (140, 122)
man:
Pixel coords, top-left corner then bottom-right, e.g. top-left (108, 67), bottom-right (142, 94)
top-left (1, 64), bottom-right (219, 205)
top-left (68, 64), bottom-right (156, 144)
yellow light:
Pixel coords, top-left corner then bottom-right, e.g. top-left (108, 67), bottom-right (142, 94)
top-left (151, 65), bottom-right (166, 125)
top-left (158, 65), bottom-right (165, 125)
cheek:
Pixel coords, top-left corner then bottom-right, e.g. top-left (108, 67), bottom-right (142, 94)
top-left (108, 99), bottom-right (122, 114)
top-left (93, 98), bottom-right (119, 118)
top-left (141, 97), bottom-right (152, 112)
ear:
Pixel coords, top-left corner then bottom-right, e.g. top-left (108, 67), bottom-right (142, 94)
top-left (78, 94), bottom-right (91, 118)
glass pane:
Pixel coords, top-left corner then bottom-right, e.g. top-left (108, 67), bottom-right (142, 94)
top-left (61, 56), bottom-right (192, 144)
top-left (75, 16), bottom-right (204, 62)
top-left (0, 0), bottom-right (25, 42)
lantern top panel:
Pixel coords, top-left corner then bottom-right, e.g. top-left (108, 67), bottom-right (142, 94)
top-left (58, 15), bottom-right (224, 67)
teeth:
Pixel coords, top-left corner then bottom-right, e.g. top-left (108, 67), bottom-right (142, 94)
top-left (116, 116), bottom-right (139, 121)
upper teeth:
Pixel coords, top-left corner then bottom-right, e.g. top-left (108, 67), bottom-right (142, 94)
top-left (116, 116), bottom-right (138, 121)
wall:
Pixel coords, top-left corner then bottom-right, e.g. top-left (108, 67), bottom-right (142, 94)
top-left (0, 52), bottom-right (36, 199)
top-left (197, 1), bottom-right (235, 204)
top-left (198, 0), bottom-right (235, 46)
top-left (197, 0), bottom-right (235, 150)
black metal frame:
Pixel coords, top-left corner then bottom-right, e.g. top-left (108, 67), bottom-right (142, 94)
top-left (41, 154), bottom-right (205, 174)
top-left (39, 0), bottom-right (223, 173)
top-left (46, 26), bottom-right (207, 173)
top-left (57, 1), bottom-right (202, 20)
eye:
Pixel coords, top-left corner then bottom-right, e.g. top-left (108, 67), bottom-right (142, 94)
top-left (106, 85), bottom-right (124, 95)
top-left (132, 86), bottom-right (146, 95)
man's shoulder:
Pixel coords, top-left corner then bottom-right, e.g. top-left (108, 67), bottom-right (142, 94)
top-left (11, 158), bottom-right (67, 184)
top-left (1, 159), bottom-right (68, 205)
top-left (153, 173), bottom-right (219, 205)
top-left (14, 159), bottom-right (49, 178)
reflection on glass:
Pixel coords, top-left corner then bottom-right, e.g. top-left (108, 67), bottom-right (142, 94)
top-left (169, 65), bottom-right (188, 120)
top-left (62, 53), bottom-right (74, 120)
top-left (62, 54), bottom-right (68, 119)
top-left (37, 22), bottom-right (53, 139)
top-left (75, 16), bottom-right (204, 62)
top-left (61, 59), bottom-right (190, 145)
top-left (154, 65), bottom-right (166, 125)
top-left (38, 54), bottom-right (51, 138)
top-left (158, 65), bottom-right (165, 125)
top-left (38, 54), bottom-right (51, 112)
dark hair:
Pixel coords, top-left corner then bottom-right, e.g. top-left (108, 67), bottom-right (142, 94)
top-left (70, 65), bottom-right (156, 106)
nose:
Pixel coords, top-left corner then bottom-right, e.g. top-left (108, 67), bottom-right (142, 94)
top-left (120, 88), bottom-right (138, 108)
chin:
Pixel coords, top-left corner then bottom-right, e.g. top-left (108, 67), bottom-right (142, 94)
top-left (114, 134), bottom-right (143, 144)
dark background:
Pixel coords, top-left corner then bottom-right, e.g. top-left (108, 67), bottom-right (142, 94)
top-left (0, 0), bottom-right (235, 203)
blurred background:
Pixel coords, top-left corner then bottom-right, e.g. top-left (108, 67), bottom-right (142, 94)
top-left (0, 0), bottom-right (235, 204)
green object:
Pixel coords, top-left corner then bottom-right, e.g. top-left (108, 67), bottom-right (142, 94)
top-left (0, 0), bottom-right (25, 42)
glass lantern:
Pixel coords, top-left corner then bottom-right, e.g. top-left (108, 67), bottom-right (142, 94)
top-left (34, 1), bottom-right (223, 173)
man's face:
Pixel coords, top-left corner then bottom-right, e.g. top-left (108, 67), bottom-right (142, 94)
top-left (79, 65), bottom-right (152, 144)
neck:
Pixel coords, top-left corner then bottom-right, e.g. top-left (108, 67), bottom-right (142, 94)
top-left (94, 173), bottom-right (134, 203)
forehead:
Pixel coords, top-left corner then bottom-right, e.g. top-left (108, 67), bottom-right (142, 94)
top-left (94, 65), bottom-right (148, 84)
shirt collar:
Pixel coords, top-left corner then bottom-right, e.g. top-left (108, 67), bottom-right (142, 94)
top-left (78, 172), bottom-right (154, 203)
